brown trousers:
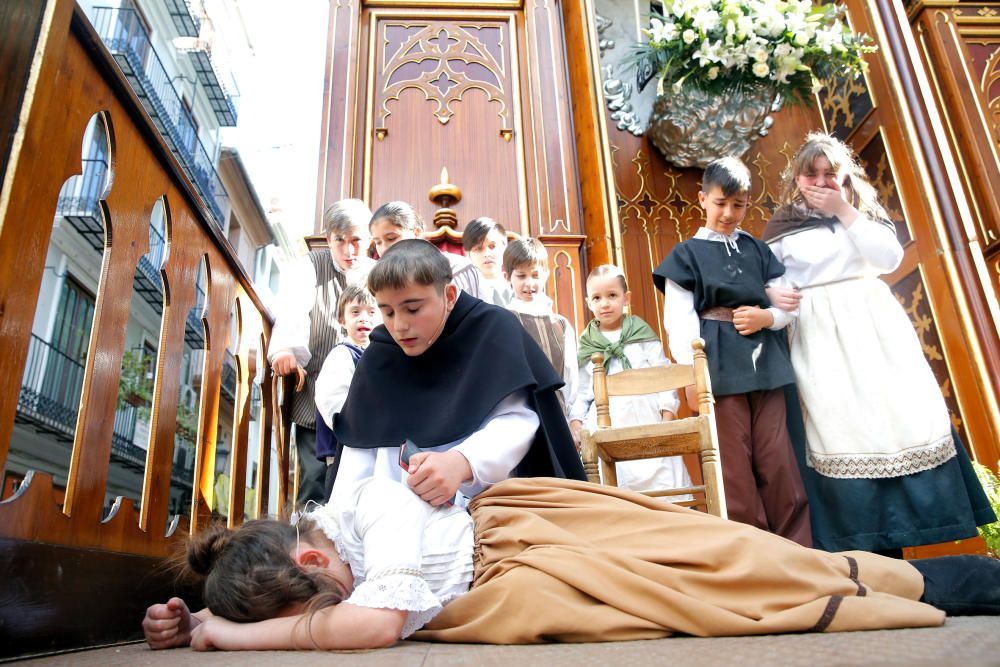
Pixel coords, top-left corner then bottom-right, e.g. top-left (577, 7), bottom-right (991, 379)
top-left (715, 389), bottom-right (812, 546)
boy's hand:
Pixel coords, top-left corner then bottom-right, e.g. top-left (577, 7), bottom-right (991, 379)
top-left (406, 450), bottom-right (472, 506)
top-left (765, 286), bottom-right (801, 312)
top-left (143, 597), bottom-right (198, 650)
top-left (684, 386), bottom-right (699, 414)
top-left (271, 352), bottom-right (298, 376)
top-left (733, 305), bottom-right (773, 336)
top-left (569, 420), bottom-right (583, 450)
top-left (660, 410), bottom-right (676, 422)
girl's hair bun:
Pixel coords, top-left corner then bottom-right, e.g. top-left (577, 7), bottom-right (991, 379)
top-left (186, 523), bottom-right (233, 577)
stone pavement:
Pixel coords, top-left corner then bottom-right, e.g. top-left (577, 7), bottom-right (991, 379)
top-left (18, 617), bottom-right (1000, 667)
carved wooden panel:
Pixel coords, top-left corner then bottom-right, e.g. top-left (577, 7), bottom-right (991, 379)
top-left (893, 268), bottom-right (971, 447)
top-left (363, 12), bottom-right (527, 234)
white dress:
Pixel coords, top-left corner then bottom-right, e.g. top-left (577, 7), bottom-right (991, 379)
top-left (332, 390), bottom-right (539, 508)
top-left (570, 332), bottom-right (690, 494)
top-left (768, 218), bottom-right (954, 478)
top-left (307, 477), bottom-right (474, 639)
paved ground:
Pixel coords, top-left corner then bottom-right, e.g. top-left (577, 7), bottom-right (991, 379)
top-left (17, 616), bottom-right (1000, 667)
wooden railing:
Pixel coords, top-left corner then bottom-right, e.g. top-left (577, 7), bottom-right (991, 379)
top-left (0, 0), bottom-right (290, 656)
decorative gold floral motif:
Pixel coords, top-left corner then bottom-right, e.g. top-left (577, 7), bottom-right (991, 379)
top-left (379, 23), bottom-right (508, 127)
top-left (819, 74), bottom-right (873, 141)
top-left (894, 272), bottom-right (966, 436)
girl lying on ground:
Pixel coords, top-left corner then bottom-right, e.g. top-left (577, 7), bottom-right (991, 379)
top-left (143, 477), bottom-right (1000, 650)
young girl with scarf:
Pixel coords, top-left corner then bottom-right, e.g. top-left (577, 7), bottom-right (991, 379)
top-left (569, 265), bottom-right (691, 495)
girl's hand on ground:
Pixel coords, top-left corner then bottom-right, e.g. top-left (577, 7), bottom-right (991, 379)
top-left (190, 616), bottom-right (248, 652)
top-left (406, 450), bottom-right (472, 506)
top-left (733, 305), bottom-right (773, 336)
top-left (765, 286), bottom-right (801, 312)
top-left (143, 597), bottom-right (196, 649)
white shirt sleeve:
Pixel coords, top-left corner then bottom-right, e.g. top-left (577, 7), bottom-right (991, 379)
top-left (569, 360), bottom-right (593, 423)
top-left (560, 317), bottom-right (579, 413)
top-left (331, 446), bottom-right (378, 504)
top-left (845, 216), bottom-right (904, 272)
top-left (314, 346), bottom-right (355, 429)
top-left (451, 390), bottom-right (538, 497)
top-left (267, 256), bottom-right (317, 367)
top-left (662, 279), bottom-right (700, 365)
top-left (644, 341), bottom-right (681, 416)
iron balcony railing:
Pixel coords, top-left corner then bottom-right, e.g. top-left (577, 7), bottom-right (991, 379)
top-left (90, 5), bottom-right (229, 227)
top-left (16, 334), bottom-right (196, 487)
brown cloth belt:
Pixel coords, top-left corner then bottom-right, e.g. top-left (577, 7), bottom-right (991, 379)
top-left (698, 306), bottom-right (735, 322)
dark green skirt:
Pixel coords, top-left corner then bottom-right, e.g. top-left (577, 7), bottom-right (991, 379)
top-left (784, 386), bottom-right (995, 552)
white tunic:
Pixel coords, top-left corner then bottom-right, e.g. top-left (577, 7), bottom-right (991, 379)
top-left (570, 332), bottom-right (689, 493)
top-left (308, 477), bottom-right (474, 639)
top-left (332, 390), bottom-right (538, 507)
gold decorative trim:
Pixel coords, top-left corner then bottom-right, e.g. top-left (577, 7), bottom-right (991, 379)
top-left (365, 0), bottom-right (524, 7)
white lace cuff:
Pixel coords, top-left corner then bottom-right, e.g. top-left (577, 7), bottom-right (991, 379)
top-left (347, 572), bottom-right (443, 639)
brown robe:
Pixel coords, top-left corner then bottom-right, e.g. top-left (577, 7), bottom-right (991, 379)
top-left (415, 478), bottom-right (942, 643)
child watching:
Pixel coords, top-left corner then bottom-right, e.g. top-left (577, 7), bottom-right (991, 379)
top-left (502, 238), bottom-right (577, 416)
top-left (652, 156), bottom-right (811, 546)
top-left (463, 216), bottom-right (512, 306)
top-left (569, 264), bottom-right (691, 495)
top-left (369, 201), bottom-right (485, 300)
top-left (313, 284), bottom-right (379, 498)
top-left (331, 239), bottom-right (586, 507)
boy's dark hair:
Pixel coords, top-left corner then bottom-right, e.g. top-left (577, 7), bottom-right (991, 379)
top-left (462, 217), bottom-right (506, 252)
top-left (367, 239), bottom-right (453, 295)
top-left (502, 237), bottom-right (548, 278)
top-left (336, 284), bottom-right (376, 322)
top-left (370, 201), bottom-right (424, 232)
top-left (701, 157), bottom-right (752, 197)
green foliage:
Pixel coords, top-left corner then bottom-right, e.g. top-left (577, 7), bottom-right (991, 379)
top-left (974, 461), bottom-right (1000, 556)
top-left (628, 1), bottom-right (876, 106)
top-left (118, 349), bottom-right (154, 417)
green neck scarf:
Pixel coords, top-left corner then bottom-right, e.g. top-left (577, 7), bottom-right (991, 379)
top-left (577, 315), bottom-right (659, 369)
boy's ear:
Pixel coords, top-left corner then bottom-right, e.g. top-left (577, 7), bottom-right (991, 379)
top-left (444, 283), bottom-right (459, 311)
top-left (413, 227), bottom-right (424, 238)
top-left (697, 190), bottom-right (707, 208)
top-left (502, 270), bottom-right (510, 283)
top-left (623, 290), bottom-right (632, 308)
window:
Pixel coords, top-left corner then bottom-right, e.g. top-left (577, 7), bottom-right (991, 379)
top-left (43, 276), bottom-right (96, 414)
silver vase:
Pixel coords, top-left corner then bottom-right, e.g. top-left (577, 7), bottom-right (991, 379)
top-left (647, 85), bottom-right (780, 169)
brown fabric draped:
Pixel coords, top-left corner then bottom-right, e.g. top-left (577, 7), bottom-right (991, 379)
top-left (414, 478), bottom-right (942, 644)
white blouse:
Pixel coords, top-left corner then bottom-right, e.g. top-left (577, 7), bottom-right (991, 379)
top-left (332, 390), bottom-right (538, 508)
top-left (307, 477), bottom-right (474, 638)
top-left (570, 331), bottom-right (680, 428)
top-left (507, 294), bottom-right (579, 412)
top-left (767, 217), bottom-right (903, 288)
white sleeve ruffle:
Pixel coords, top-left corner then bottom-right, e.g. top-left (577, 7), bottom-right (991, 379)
top-left (346, 572), bottom-right (444, 639)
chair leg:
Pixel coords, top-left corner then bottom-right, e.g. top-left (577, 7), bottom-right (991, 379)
top-left (600, 457), bottom-right (618, 488)
top-left (580, 432), bottom-right (600, 484)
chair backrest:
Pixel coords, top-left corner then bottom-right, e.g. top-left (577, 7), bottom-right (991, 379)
top-left (592, 338), bottom-right (715, 430)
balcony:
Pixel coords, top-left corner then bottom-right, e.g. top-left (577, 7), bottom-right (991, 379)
top-left (90, 5), bottom-right (229, 226)
top-left (190, 50), bottom-right (239, 127)
top-left (164, 0), bottom-right (199, 38)
top-left (15, 335), bottom-right (195, 489)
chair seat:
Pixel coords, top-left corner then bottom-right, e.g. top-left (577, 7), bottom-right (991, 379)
top-left (590, 417), bottom-right (709, 462)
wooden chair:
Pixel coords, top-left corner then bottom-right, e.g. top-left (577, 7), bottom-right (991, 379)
top-left (580, 338), bottom-right (728, 518)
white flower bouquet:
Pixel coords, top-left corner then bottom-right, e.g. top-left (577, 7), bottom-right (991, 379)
top-left (632, 0), bottom-right (874, 104)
